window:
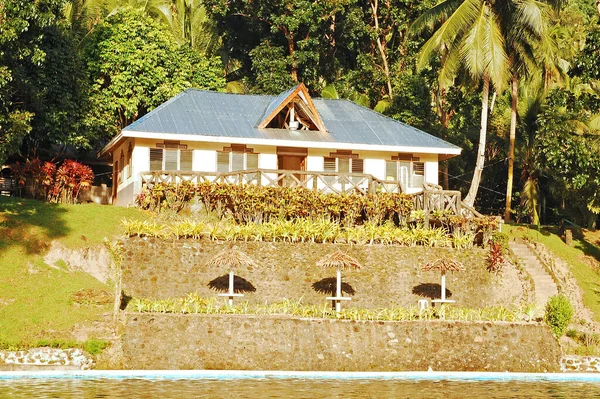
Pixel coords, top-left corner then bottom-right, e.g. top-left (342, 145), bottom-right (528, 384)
top-left (385, 155), bottom-right (425, 189)
top-left (216, 144), bottom-right (259, 173)
top-left (127, 143), bottom-right (133, 179)
top-left (323, 151), bottom-right (364, 174)
top-left (115, 160), bottom-right (120, 186)
top-left (118, 151), bottom-right (124, 184)
top-left (149, 141), bottom-right (193, 171)
top-left (323, 151), bottom-right (364, 186)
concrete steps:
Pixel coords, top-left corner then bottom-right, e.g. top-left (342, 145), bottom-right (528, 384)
top-left (509, 241), bottom-right (559, 310)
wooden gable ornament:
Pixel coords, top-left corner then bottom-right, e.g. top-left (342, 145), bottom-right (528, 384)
top-left (258, 83), bottom-right (327, 132)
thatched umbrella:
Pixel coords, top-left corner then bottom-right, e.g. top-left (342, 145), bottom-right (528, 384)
top-left (317, 251), bottom-right (362, 312)
top-left (422, 258), bottom-right (465, 302)
top-left (206, 249), bottom-right (257, 305)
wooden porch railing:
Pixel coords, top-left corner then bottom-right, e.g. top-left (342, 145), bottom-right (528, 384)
top-left (412, 183), bottom-right (483, 220)
top-left (140, 169), bottom-right (403, 195)
top-left (0, 176), bottom-right (17, 196)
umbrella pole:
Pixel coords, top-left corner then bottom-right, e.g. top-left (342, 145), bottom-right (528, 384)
top-left (336, 268), bottom-right (342, 313)
top-left (228, 270), bottom-right (234, 306)
top-left (441, 272), bottom-right (446, 301)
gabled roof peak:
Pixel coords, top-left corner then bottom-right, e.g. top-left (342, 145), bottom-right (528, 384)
top-left (258, 83), bottom-right (327, 132)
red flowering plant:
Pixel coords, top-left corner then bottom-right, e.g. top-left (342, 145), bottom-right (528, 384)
top-left (49, 160), bottom-right (94, 204)
top-left (11, 158), bottom-right (93, 203)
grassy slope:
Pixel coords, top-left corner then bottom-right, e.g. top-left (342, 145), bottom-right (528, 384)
top-left (0, 196), bottom-right (144, 348)
top-left (504, 224), bottom-right (600, 322)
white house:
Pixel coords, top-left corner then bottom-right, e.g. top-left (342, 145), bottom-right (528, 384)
top-left (99, 84), bottom-right (461, 206)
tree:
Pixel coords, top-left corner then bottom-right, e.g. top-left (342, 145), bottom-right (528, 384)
top-left (413, 0), bottom-right (561, 210)
top-left (82, 8), bottom-right (225, 142)
top-left (0, 0), bottom-right (90, 163)
top-left (504, 1), bottom-right (557, 222)
top-left (536, 88), bottom-right (600, 227)
top-left (412, 0), bottom-right (509, 208)
top-left (170, 0), bottom-right (219, 55)
top-left (203, 0), bottom-right (361, 92)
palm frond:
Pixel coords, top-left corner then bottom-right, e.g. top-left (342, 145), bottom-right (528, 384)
top-left (485, 7), bottom-right (508, 91)
top-left (410, 0), bottom-right (465, 35)
top-left (416, 0), bottom-right (481, 71)
top-left (521, 177), bottom-right (540, 225)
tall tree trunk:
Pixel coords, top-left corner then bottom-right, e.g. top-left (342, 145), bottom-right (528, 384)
top-left (370, 0), bottom-right (393, 99)
top-left (464, 75), bottom-right (490, 207)
top-left (504, 73), bottom-right (518, 222)
top-left (284, 28), bottom-right (298, 82)
top-left (437, 88), bottom-right (450, 189)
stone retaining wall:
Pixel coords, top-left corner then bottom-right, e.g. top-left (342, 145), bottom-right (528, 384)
top-left (121, 238), bottom-right (524, 309)
top-left (122, 313), bottom-right (561, 372)
top-left (561, 355), bottom-right (600, 372)
top-left (0, 348), bottom-right (94, 370)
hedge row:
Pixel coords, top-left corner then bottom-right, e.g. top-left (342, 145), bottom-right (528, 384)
top-left (135, 181), bottom-right (414, 225)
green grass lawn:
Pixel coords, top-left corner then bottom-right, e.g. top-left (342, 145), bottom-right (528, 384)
top-left (0, 196), bottom-right (145, 348)
top-left (504, 223), bottom-right (600, 322)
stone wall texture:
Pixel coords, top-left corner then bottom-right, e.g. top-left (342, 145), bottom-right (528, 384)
top-left (121, 238), bottom-right (525, 309)
top-left (561, 355), bottom-right (600, 372)
top-left (122, 313), bottom-right (561, 372)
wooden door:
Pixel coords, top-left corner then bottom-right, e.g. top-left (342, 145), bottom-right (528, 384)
top-left (277, 147), bottom-right (308, 187)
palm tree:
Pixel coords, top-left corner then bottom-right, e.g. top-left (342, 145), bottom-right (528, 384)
top-left (413, 1), bottom-right (561, 209)
top-left (517, 86), bottom-right (545, 225)
top-left (504, 1), bottom-right (559, 223)
top-left (170, 0), bottom-right (219, 54)
top-left (411, 0), bottom-right (509, 208)
top-left (64, 0), bottom-right (173, 36)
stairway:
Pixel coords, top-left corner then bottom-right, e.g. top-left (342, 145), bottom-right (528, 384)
top-left (509, 241), bottom-right (559, 310)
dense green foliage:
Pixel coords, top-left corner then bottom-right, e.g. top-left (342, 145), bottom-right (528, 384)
top-left (83, 8), bottom-right (224, 138)
top-left (1, 0), bottom-right (599, 226)
top-left (135, 181), bottom-right (414, 225)
top-left (545, 294), bottom-right (574, 337)
top-left (129, 294), bottom-right (532, 323)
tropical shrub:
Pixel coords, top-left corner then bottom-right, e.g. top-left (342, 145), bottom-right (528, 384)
top-left (486, 242), bottom-right (506, 275)
top-left (545, 294), bottom-right (573, 337)
top-left (135, 181), bottom-right (414, 225)
top-left (128, 294), bottom-right (522, 322)
top-left (12, 158), bottom-right (94, 203)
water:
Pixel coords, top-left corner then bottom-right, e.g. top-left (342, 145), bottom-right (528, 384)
top-left (2, 372), bottom-right (600, 399)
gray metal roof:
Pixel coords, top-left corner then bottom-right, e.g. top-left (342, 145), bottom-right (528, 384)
top-left (123, 88), bottom-right (460, 152)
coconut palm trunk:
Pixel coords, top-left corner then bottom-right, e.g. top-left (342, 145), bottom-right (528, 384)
top-left (464, 75), bottom-right (491, 207)
top-left (504, 73), bottom-right (518, 222)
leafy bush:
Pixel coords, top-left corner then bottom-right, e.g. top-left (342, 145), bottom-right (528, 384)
top-left (486, 242), bottom-right (506, 275)
top-left (12, 158), bottom-right (94, 203)
top-left (136, 181), bottom-right (414, 225)
top-left (123, 216), bottom-right (462, 247)
top-left (83, 339), bottom-right (110, 355)
top-left (545, 294), bottom-right (574, 337)
top-left (128, 294), bottom-right (522, 322)
top-left (491, 231), bottom-right (509, 251)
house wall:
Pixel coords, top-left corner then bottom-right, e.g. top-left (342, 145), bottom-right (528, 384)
top-left (111, 138), bottom-right (137, 206)
top-left (118, 138), bottom-right (443, 205)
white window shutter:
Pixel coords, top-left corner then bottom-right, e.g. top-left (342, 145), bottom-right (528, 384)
top-left (150, 148), bottom-right (163, 171)
top-left (217, 152), bottom-right (230, 173)
top-left (246, 153), bottom-right (259, 170)
top-left (180, 150), bottom-right (193, 171)
top-left (165, 149), bottom-right (178, 171)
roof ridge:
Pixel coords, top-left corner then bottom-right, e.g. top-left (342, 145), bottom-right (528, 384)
top-left (184, 88), bottom-right (277, 99)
